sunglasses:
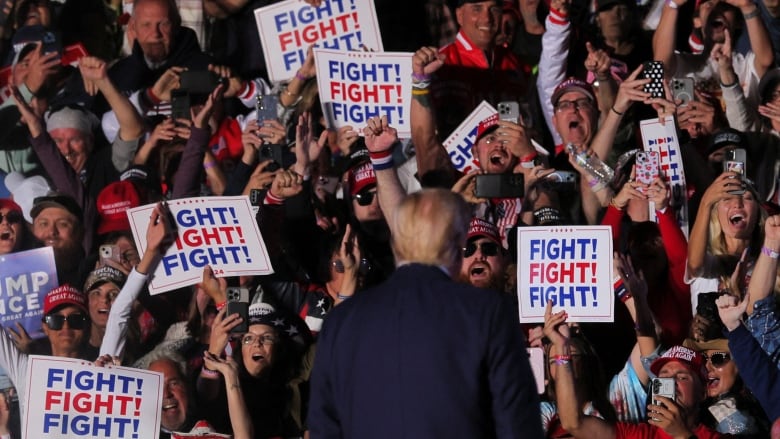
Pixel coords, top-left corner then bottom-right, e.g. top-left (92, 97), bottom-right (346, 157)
top-left (701, 352), bottom-right (731, 367)
top-left (463, 241), bottom-right (500, 258)
top-left (0, 211), bottom-right (22, 224)
top-left (45, 313), bottom-right (87, 330)
top-left (354, 190), bottom-right (377, 206)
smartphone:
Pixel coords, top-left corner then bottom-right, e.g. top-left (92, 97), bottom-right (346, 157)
top-left (650, 377), bottom-right (676, 407)
top-left (226, 287), bottom-right (249, 334)
top-left (256, 94), bottom-right (279, 123)
top-left (179, 70), bottom-right (221, 94)
top-left (642, 61), bottom-right (665, 99)
top-left (546, 170), bottom-right (577, 184)
top-left (670, 77), bottom-right (695, 106)
top-left (474, 173), bottom-right (524, 198)
top-left (724, 148), bottom-right (747, 195)
top-left (249, 189), bottom-right (263, 206)
top-left (635, 151), bottom-right (660, 193)
top-left (497, 101), bottom-right (521, 124)
top-left (258, 144), bottom-right (284, 172)
top-left (99, 245), bottom-right (121, 265)
top-left (171, 89), bottom-right (191, 121)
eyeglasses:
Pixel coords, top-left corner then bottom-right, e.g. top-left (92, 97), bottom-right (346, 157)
top-left (354, 190), bottom-right (377, 206)
top-left (241, 333), bottom-right (278, 346)
top-left (0, 211), bottom-right (22, 224)
top-left (463, 241), bottom-right (500, 258)
top-left (701, 352), bottom-right (731, 367)
top-left (45, 313), bottom-right (87, 330)
top-left (555, 98), bottom-right (593, 113)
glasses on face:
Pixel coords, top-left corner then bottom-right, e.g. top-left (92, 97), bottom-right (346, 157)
top-left (702, 352), bottom-right (731, 367)
top-left (354, 190), bottom-right (377, 206)
top-left (0, 211), bottom-right (22, 225)
top-left (463, 241), bottom-right (500, 258)
top-left (45, 313), bottom-right (87, 330)
top-left (555, 98), bottom-right (593, 113)
top-left (241, 333), bottom-right (278, 346)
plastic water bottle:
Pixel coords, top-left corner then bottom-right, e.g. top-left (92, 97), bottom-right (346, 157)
top-left (565, 143), bottom-right (615, 184)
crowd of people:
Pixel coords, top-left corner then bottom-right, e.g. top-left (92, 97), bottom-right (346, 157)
top-left (0, 0), bottom-right (777, 436)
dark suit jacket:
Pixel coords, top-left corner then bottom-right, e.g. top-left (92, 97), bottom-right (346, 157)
top-left (308, 263), bottom-right (543, 438)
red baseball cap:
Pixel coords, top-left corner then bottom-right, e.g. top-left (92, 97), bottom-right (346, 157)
top-left (467, 217), bottom-right (501, 245)
top-left (43, 284), bottom-right (87, 315)
top-left (348, 161), bottom-right (376, 196)
top-left (649, 345), bottom-right (706, 382)
top-left (97, 180), bottom-right (141, 235)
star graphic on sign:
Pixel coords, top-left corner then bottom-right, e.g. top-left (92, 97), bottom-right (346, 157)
top-left (272, 318), bottom-right (285, 327)
top-left (316, 299), bottom-right (325, 308)
top-left (286, 325), bottom-right (299, 337)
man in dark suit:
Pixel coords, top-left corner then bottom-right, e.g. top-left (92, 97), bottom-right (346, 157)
top-left (308, 188), bottom-right (543, 438)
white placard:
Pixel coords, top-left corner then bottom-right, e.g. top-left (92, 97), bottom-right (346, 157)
top-left (315, 48), bottom-right (413, 137)
top-left (127, 196), bottom-right (273, 295)
top-left (23, 355), bottom-right (163, 439)
top-left (517, 226), bottom-right (614, 323)
top-left (255, 0), bottom-right (383, 83)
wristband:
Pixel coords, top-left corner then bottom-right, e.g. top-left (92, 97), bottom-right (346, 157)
top-left (761, 246), bottom-right (780, 259)
top-left (412, 72), bottom-right (431, 82)
top-left (145, 87), bottom-right (161, 105)
top-left (610, 106), bottom-right (624, 116)
top-left (553, 354), bottom-right (571, 365)
top-left (743, 8), bottom-right (760, 19)
top-left (614, 278), bottom-right (632, 302)
top-left (336, 293), bottom-right (353, 300)
top-left (610, 198), bottom-right (625, 211)
top-left (201, 366), bottom-right (219, 379)
top-left (369, 148), bottom-right (395, 170)
top-left (203, 161), bottom-right (217, 170)
top-left (295, 70), bottom-right (309, 81)
top-left (520, 152), bottom-right (538, 163)
top-left (665, 0), bottom-right (679, 9)
top-left (412, 80), bottom-right (430, 90)
top-left (238, 80), bottom-right (256, 100)
top-left (215, 301), bottom-right (227, 312)
top-left (264, 191), bottom-right (284, 205)
top-left (412, 88), bottom-right (430, 96)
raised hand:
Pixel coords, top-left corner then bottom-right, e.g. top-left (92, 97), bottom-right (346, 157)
top-left (584, 42), bottom-right (612, 81)
top-left (363, 115), bottom-right (398, 153)
top-left (269, 168), bottom-right (304, 200)
top-left (412, 46), bottom-right (446, 77)
top-left (79, 56), bottom-right (110, 96)
top-left (716, 293), bottom-right (748, 331)
top-left (151, 66), bottom-right (185, 102)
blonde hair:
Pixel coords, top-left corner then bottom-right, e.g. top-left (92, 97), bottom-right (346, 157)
top-left (390, 189), bottom-right (470, 269)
